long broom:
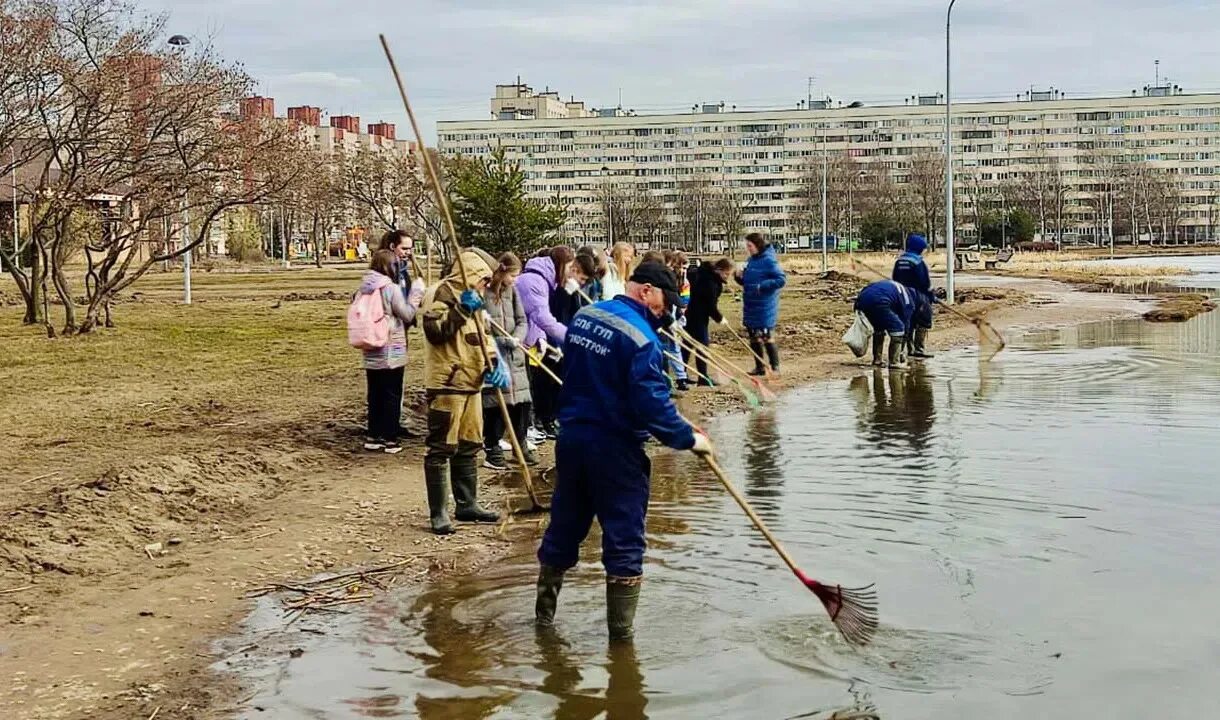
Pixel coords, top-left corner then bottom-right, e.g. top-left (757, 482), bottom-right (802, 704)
top-left (849, 256), bottom-right (1006, 362)
top-left (381, 35), bottom-right (546, 513)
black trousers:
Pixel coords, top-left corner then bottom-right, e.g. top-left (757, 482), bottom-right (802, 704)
top-left (530, 358), bottom-right (563, 425)
top-left (682, 318), bottom-right (711, 382)
top-left (366, 367), bottom-right (405, 441)
top-left (482, 396), bottom-right (533, 450)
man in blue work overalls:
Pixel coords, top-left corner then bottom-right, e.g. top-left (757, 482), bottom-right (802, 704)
top-left (535, 261), bottom-right (715, 642)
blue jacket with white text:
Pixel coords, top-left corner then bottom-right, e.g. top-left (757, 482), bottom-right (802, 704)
top-left (558, 297), bottom-right (696, 450)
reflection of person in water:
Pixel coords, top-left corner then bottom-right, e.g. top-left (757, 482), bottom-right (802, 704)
top-left (743, 411), bottom-right (784, 507)
top-left (536, 633), bottom-right (649, 720)
top-left (849, 364), bottom-right (936, 451)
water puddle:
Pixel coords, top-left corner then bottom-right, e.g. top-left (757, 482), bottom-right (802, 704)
top-left (222, 286), bottom-right (1220, 719)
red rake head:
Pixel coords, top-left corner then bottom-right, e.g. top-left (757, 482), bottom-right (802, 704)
top-left (797, 571), bottom-right (879, 647)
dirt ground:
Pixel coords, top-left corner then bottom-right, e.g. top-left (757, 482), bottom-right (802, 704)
top-left (0, 254), bottom-right (1178, 719)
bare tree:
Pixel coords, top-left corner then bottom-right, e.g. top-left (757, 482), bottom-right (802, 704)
top-left (13, 0), bottom-right (307, 335)
top-left (672, 177), bottom-right (715, 252)
top-left (340, 145), bottom-right (426, 232)
top-left (908, 151), bottom-right (944, 247)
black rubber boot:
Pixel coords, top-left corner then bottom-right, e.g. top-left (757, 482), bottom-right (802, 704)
top-left (424, 462), bottom-right (455, 535)
top-left (606, 578), bottom-right (641, 643)
top-left (888, 335), bottom-right (908, 369)
top-left (535, 564), bottom-right (566, 627)
top-left (911, 328), bottom-right (934, 358)
top-left (452, 453), bottom-right (500, 523)
top-left (748, 341), bottom-right (766, 376)
top-left (871, 333), bottom-right (886, 367)
top-left (764, 342), bottom-right (780, 373)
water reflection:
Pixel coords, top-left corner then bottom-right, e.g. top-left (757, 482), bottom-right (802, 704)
top-left (536, 633), bottom-right (648, 720)
top-left (848, 365), bottom-right (936, 451)
top-left (743, 410), bottom-right (784, 507)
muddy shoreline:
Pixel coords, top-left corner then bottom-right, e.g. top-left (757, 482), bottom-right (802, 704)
top-left (0, 272), bottom-right (1159, 720)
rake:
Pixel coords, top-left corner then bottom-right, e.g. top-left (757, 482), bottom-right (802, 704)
top-left (381, 35), bottom-right (546, 514)
top-left (699, 452), bottom-right (878, 646)
top-left (721, 321), bottom-right (779, 381)
top-left (849, 256), bottom-right (1006, 363)
top-left (665, 329), bottom-right (762, 408)
top-left (672, 325), bottom-right (779, 403)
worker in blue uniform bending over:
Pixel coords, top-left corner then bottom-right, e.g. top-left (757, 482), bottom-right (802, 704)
top-left (892, 233), bottom-right (936, 359)
top-left (535, 261), bottom-right (715, 642)
top-left (855, 279), bottom-right (915, 369)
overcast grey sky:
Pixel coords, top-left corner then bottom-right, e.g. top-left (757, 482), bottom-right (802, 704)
top-left (147, 0), bottom-right (1220, 141)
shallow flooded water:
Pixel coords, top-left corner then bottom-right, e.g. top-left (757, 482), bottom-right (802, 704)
top-left (232, 309), bottom-right (1220, 719)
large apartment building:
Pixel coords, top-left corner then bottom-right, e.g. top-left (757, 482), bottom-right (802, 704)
top-left (438, 83), bottom-right (1220, 248)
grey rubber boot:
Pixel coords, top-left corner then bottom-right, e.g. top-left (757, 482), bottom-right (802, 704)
top-left (606, 578), bottom-right (642, 643)
top-left (452, 453), bottom-right (500, 523)
top-left (888, 334), bottom-right (908, 369)
top-left (911, 327), bottom-right (934, 358)
top-left (424, 462), bottom-right (455, 535)
top-left (871, 333), bottom-right (886, 367)
top-left (535, 564), bottom-right (566, 627)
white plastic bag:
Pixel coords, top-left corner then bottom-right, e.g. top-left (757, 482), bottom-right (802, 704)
top-left (842, 311), bottom-right (873, 358)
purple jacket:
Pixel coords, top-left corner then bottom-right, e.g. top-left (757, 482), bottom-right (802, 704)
top-left (516, 256), bottom-right (567, 348)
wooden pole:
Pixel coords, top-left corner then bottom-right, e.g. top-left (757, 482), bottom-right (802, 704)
top-left (380, 35), bottom-right (543, 509)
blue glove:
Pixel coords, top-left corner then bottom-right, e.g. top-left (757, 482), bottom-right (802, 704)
top-left (459, 289), bottom-right (484, 313)
top-left (486, 361), bottom-right (511, 390)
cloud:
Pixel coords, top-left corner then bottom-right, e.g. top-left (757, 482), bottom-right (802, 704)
top-left (272, 71), bottom-right (362, 90)
top-left (141, 0), bottom-right (1220, 141)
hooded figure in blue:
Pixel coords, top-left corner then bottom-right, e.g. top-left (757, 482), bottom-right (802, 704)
top-left (892, 234), bottom-right (936, 359)
top-left (855, 279), bottom-right (914, 369)
top-left (734, 232), bottom-right (787, 374)
top-left (536, 261), bottom-right (714, 643)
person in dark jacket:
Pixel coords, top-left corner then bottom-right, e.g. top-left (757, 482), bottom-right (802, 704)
top-left (735, 233), bottom-right (787, 375)
top-left (892, 233), bottom-right (936, 359)
top-left (683, 258), bottom-right (735, 386)
top-left (854, 279), bottom-right (915, 369)
top-left (535, 261), bottom-right (714, 643)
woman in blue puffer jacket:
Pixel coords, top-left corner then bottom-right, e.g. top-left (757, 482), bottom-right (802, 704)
top-left (734, 232), bottom-right (787, 375)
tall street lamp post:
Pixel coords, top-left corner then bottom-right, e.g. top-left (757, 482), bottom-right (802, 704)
top-left (944, 0), bottom-right (959, 304)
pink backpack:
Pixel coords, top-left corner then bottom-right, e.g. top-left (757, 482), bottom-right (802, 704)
top-left (347, 286), bottom-right (389, 350)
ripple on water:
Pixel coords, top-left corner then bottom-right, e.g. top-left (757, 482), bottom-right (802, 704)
top-left (760, 615), bottom-right (1056, 699)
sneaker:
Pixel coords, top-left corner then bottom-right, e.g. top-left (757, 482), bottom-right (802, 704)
top-left (676, 379), bottom-right (691, 392)
top-left (696, 378), bottom-right (717, 387)
top-left (542, 422), bottom-right (559, 440)
top-left (527, 427), bottom-right (547, 444)
top-left (483, 448), bottom-right (508, 471)
top-left (526, 439), bottom-right (539, 452)
top-left (747, 367), bottom-right (767, 377)
top-left (382, 440), bottom-right (403, 455)
top-left (363, 437), bottom-right (385, 451)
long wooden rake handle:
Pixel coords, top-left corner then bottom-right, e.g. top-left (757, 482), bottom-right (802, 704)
top-left (699, 453), bottom-right (803, 576)
top-left (381, 35), bottom-right (542, 510)
top-left (484, 316), bottom-right (565, 386)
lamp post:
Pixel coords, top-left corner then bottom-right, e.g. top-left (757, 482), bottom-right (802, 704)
top-left (169, 34), bottom-right (192, 304)
top-left (944, 0), bottom-right (958, 304)
top-left (821, 124), bottom-right (829, 271)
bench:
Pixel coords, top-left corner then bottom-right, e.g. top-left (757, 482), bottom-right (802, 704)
top-left (954, 251), bottom-right (981, 270)
top-left (984, 247), bottom-right (1015, 270)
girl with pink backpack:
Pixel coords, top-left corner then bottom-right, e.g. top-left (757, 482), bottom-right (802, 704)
top-left (349, 248), bottom-right (425, 453)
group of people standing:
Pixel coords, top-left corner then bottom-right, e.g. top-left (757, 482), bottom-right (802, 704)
top-left (350, 229), bottom-right (797, 642)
